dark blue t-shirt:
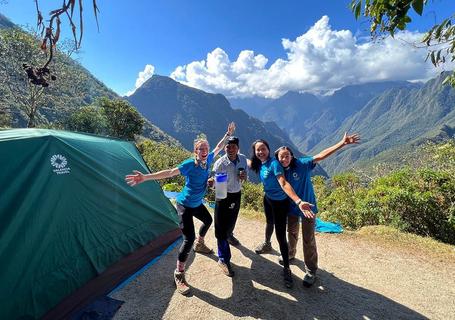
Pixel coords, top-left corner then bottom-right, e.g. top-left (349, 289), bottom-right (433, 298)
top-left (176, 152), bottom-right (215, 208)
top-left (285, 156), bottom-right (318, 216)
top-left (260, 158), bottom-right (287, 201)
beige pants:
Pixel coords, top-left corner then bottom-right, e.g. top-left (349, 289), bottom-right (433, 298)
top-left (287, 215), bottom-right (318, 273)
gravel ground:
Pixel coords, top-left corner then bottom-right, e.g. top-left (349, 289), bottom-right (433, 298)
top-left (112, 217), bottom-right (455, 320)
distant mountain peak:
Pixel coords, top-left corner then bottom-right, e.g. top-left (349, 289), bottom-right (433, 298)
top-left (0, 13), bottom-right (15, 29)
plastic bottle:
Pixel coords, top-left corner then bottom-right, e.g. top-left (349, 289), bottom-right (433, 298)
top-left (215, 172), bottom-right (228, 199)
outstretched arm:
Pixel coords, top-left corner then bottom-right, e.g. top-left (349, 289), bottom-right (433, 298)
top-left (276, 175), bottom-right (315, 219)
top-left (212, 122), bottom-right (236, 156)
top-left (313, 132), bottom-right (360, 163)
top-left (125, 168), bottom-right (180, 186)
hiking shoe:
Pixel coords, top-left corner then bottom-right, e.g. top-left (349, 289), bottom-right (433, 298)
top-left (174, 270), bottom-right (191, 295)
top-left (278, 255), bottom-right (295, 266)
top-left (218, 260), bottom-right (235, 277)
top-left (254, 241), bottom-right (272, 254)
top-left (303, 272), bottom-right (316, 288)
top-left (227, 234), bottom-right (240, 246)
top-left (283, 267), bottom-right (294, 288)
top-left (193, 240), bottom-right (213, 254)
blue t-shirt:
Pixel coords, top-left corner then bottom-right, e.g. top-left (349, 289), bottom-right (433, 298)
top-left (285, 156), bottom-right (318, 216)
top-left (260, 158), bottom-right (287, 201)
top-left (176, 152), bottom-right (215, 208)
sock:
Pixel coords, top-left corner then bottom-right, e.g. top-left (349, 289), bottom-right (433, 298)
top-left (176, 260), bottom-right (185, 272)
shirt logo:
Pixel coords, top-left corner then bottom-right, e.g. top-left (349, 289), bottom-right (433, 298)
top-left (50, 154), bottom-right (71, 175)
top-left (292, 172), bottom-right (300, 180)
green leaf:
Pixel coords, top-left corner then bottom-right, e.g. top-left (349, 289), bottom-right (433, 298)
top-left (412, 0), bottom-right (424, 16)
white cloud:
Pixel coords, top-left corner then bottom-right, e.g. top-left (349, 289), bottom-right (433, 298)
top-left (170, 16), bottom-right (449, 98)
top-left (125, 64), bottom-right (155, 96)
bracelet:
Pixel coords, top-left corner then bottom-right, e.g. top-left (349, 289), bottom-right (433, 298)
top-left (295, 199), bottom-right (302, 205)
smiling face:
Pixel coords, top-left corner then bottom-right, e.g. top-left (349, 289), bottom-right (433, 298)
top-left (225, 143), bottom-right (239, 161)
top-left (254, 142), bottom-right (270, 162)
top-left (194, 140), bottom-right (209, 162)
top-left (277, 149), bottom-right (292, 168)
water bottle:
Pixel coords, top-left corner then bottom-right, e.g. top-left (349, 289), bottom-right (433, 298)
top-left (215, 172), bottom-right (228, 199)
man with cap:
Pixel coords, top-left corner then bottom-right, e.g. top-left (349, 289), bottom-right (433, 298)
top-left (212, 136), bottom-right (248, 276)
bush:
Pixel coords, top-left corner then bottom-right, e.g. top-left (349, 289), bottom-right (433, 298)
top-left (241, 181), bottom-right (264, 212)
top-left (137, 139), bottom-right (191, 187)
top-left (315, 145), bottom-right (455, 244)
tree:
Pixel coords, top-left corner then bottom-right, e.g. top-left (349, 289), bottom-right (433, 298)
top-left (351, 0), bottom-right (455, 86)
top-left (0, 28), bottom-right (97, 127)
top-left (96, 97), bottom-right (144, 140)
top-left (65, 105), bottom-right (107, 134)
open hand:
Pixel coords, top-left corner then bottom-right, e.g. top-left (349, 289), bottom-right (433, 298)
top-left (342, 132), bottom-right (360, 145)
top-left (298, 201), bottom-right (315, 219)
top-left (227, 122), bottom-right (236, 136)
top-left (125, 170), bottom-right (145, 187)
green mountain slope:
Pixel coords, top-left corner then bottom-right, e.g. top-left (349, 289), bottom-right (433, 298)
top-left (0, 15), bottom-right (179, 145)
top-left (310, 73), bottom-right (455, 174)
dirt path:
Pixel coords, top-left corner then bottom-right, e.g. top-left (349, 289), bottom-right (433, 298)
top-left (112, 217), bottom-right (455, 320)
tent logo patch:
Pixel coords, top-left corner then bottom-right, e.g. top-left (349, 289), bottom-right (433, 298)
top-left (50, 154), bottom-right (71, 175)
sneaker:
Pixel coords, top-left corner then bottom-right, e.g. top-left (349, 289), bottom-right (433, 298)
top-left (254, 241), bottom-right (272, 254)
top-left (278, 255), bottom-right (295, 266)
top-left (227, 234), bottom-right (240, 246)
top-left (174, 270), bottom-right (191, 295)
top-left (283, 267), bottom-right (294, 288)
top-left (193, 240), bottom-right (214, 254)
top-left (303, 272), bottom-right (316, 288)
top-left (218, 260), bottom-right (235, 277)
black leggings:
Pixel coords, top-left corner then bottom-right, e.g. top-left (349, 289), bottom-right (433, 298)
top-left (176, 203), bottom-right (213, 263)
top-left (264, 196), bottom-right (290, 268)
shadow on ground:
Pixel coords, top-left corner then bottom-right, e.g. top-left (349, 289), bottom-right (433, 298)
top-left (113, 242), bottom-right (426, 320)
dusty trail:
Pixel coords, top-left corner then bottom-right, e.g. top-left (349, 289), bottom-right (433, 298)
top-left (112, 217), bottom-right (455, 320)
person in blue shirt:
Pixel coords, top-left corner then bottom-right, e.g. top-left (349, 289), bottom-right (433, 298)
top-left (275, 132), bottom-right (360, 287)
top-left (249, 139), bottom-right (313, 289)
top-left (125, 122), bottom-right (236, 295)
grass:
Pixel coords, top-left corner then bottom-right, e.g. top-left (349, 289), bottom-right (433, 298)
top-left (349, 225), bottom-right (455, 264)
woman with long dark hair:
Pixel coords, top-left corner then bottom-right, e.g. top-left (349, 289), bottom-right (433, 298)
top-left (125, 122), bottom-right (236, 295)
top-left (249, 139), bottom-right (313, 288)
top-left (275, 132), bottom-right (359, 287)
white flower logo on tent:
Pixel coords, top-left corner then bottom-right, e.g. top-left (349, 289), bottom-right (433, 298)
top-left (50, 154), bottom-right (67, 169)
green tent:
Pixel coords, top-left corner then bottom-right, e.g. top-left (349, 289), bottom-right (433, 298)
top-left (0, 129), bottom-right (180, 319)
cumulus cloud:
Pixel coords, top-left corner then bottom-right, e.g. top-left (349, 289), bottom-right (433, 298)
top-left (170, 16), bottom-right (449, 98)
top-left (125, 64), bottom-right (155, 96)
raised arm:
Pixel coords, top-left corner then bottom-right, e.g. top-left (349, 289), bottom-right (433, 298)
top-left (212, 122), bottom-right (236, 156)
top-left (313, 132), bottom-right (360, 163)
top-left (276, 175), bottom-right (315, 219)
top-left (125, 168), bottom-right (180, 187)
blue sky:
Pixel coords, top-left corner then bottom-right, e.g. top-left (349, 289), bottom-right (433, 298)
top-left (2, 1), bottom-right (454, 97)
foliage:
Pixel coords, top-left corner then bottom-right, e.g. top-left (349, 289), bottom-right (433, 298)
top-left (96, 97), bottom-right (144, 140)
top-left (351, 0), bottom-right (455, 86)
top-left (65, 105), bottom-right (107, 135)
top-left (317, 141), bottom-right (455, 244)
top-left (241, 181), bottom-right (265, 212)
top-left (137, 139), bottom-right (191, 187)
top-left (0, 27), bottom-right (117, 128)
top-left (64, 97), bottom-right (144, 140)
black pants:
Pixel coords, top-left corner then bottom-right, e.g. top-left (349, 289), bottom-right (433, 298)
top-left (214, 191), bottom-right (241, 240)
top-left (264, 196), bottom-right (290, 268)
top-left (176, 203), bottom-right (212, 263)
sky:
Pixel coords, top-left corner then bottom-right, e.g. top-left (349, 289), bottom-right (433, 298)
top-left (2, 0), bottom-right (454, 98)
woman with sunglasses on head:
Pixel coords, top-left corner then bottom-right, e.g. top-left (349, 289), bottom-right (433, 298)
top-left (275, 132), bottom-right (360, 287)
top-left (249, 139), bottom-right (313, 289)
top-left (125, 122), bottom-right (236, 295)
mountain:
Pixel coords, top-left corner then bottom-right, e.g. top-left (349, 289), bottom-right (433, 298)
top-left (127, 75), bottom-right (299, 153)
top-left (126, 75), bottom-right (328, 176)
top-left (229, 81), bottom-right (419, 153)
top-left (309, 73), bottom-right (455, 174)
top-left (0, 18), bottom-right (179, 146)
top-left (0, 13), bottom-right (15, 29)
top-left (229, 96), bottom-right (271, 119)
